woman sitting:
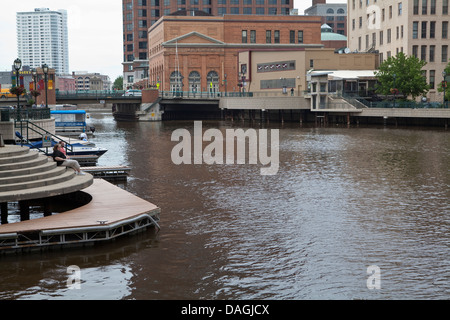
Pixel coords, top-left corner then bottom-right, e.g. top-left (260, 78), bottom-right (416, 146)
top-left (52, 143), bottom-right (85, 175)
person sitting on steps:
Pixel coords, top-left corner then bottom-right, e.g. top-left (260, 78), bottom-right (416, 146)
top-left (52, 143), bottom-right (85, 175)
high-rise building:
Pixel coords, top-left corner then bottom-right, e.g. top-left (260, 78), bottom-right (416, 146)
top-left (305, 0), bottom-right (348, 36)
top-left (347, 0), bottom-right (449, 102)
top-left (122, 0), bottom-right (294, 88)
top-left (16, 8), bottom-right (69, 75)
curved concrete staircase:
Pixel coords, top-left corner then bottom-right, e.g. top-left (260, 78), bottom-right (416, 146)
top-left (0, 145), bottom-right (93, 203)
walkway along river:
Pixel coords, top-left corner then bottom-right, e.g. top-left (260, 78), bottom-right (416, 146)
top-left (0, 112), bottom-right (448, 299)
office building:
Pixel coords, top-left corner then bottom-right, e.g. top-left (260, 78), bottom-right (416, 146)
top-left (16, 8), bottom-right (69, 76)
top-left (305, 0), bottom-right (348, 36)
top-left (347, 0), bottom-right (449, 102)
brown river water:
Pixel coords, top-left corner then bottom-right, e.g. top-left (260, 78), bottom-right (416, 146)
top-left (0, 112), bottom-right (449, 300)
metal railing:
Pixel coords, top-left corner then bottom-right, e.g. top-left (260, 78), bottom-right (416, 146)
top-left (1, 107), bottom-right (51, 121)
top-left (15, 120), bottom-right (74, 156)
top-left (56, 90), bottom-right (127, 99)
top-left (159, 90), bottom-right (253, 99)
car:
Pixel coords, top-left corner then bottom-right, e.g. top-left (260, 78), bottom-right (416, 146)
top-left (123, 89), bottom-right (142, 97)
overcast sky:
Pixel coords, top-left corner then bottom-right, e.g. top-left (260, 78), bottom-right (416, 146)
top-left (0, 0), bottom-right (345, 81)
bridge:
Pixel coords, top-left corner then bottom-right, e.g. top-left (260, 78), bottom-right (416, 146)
top-left (55, 90), bottom-right (142, 104)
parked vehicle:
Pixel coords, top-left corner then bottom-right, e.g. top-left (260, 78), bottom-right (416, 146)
top-left (0, 88), bottom-right (18, 99)
top-left (122, 89), bottom-right (142, 97)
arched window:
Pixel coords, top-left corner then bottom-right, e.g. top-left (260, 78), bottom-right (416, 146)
top-left (326, 8), bottom-right (334, 14)
top-left (207, 71), bottom-right (219, 96)
top-left (337, 8), bottom-right (345, 14)
top-left (188, 71), bottom-right (201, 96)
top-left (170, 71), bottom-right (183, 94)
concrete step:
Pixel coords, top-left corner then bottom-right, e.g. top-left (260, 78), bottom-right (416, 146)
top-left (0, 160), bottom-right (56, 178)
top-left (0, 169), bottom-right (76, 192)
top-left (0, 166), bottom-right (66, 185)
top-left (0, 146), bottom-right (30, 159)
top-left (0, 154), bottom-right (49, 172)
top-left (0, 150), bottom-right (39, 165)
top-left (0, 173), bottom-right (93, 202)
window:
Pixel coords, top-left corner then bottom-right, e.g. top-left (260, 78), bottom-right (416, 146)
top-left (266, 30), bottom-right (271, 43)
top-left (290, 30), bottom-right (295, 43)
top-left (413, 0), bottom-right (419, 14)
top-left (379, 30), bottom-right (383, 45)
top-left (242, 30), bottom-right (247, 43)
top-left (422, 0), bottom-right (428, 14)
top-left (430, 21), bottom-right (435, 38)
top-left (413, 21), bottom-right (419, 38)
top-left (444, 0), bottom-right (449, 14)
top-left (250, 30), bottom-right (256, 43)
top-left (398, 2), bottom-right (402, 15)
top-left (431, 0), bottom-right (436, 14)
top-left (421, 45), bottom-right (427, 61)
top-left (442, 45), bottom-right (448, 62)
top-left (443, 21), bottom-right (448, 38)
top-left (430, 45), bottom-right (435, 62)
top-left (274, 30), bottom-right (280, 43)
top-left (412, 45), bottom-right (418, 58)
top-left (430, 70), bottom-right (435, 89)
top-left (389, 5), bottom-right (392, 18)
top-left (422, 21), bottom-right (427, 38)
top-left (298, 30), bottom-right (303, 43)
top-left (387, 28), bottom-right (391, 43)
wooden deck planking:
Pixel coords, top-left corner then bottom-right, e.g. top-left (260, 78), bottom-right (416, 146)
top-left (0, 179), bottom-right (159, 235)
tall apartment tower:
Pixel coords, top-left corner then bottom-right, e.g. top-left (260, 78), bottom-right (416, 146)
top-left (17, 8), bottom-right (69, 75)
top-left (122, 0), bottom-right (294, 88)
top-left (348, 0), bottom-right (449, 102)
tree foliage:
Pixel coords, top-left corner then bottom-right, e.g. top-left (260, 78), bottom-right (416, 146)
top-left (375, 52), bottom-right (429, 99)
top-left (437, 62), bottom-right (450, 102)
top-left (113, 76), bottom-right (124, 90)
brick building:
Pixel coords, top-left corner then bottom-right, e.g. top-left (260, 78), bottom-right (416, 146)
top-left (147, 13), bottom-right (323, 94)
top-left (122, 0), bottom-right (294, 89)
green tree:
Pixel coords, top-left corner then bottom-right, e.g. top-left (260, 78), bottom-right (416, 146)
top-left (375, 52), bottom-right (429, 100)
top-left (437, 62), bottom-right (450, 103)
top-left (113, 76), bottom-right (124, 90)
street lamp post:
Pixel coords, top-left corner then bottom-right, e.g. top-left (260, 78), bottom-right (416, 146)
top-left (443, 71), bottom-right (447, 108)
top-left (42, 64), bottom-right (49, 108)
top-left (393, 73), bottom-right (397, 108)
top-left (14, 58), bottom-right (22, 120)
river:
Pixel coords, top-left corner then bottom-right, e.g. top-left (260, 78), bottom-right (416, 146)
top-left (0, 112), bottom-right (449, 300)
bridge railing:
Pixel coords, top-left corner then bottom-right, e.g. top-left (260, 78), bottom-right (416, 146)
top-left (56, 90), bottom-right (127, 99)
top-left (159, 91), bottom-right (253, 99)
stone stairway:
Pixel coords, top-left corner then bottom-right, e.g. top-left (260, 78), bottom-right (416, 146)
top-left (0, 145), bottom-right (93, 203)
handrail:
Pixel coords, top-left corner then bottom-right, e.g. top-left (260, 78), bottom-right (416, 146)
top-left (15, 120), bottom-right (74, 155)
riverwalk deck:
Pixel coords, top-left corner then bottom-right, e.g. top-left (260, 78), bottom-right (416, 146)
top-left (0, 179), bottom-right (160, 253)
top-left (82, 166), bottom-right (131, 181)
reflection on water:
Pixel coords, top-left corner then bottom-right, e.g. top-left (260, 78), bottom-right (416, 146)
top-left (0, 112), bottom-right (448, 300)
